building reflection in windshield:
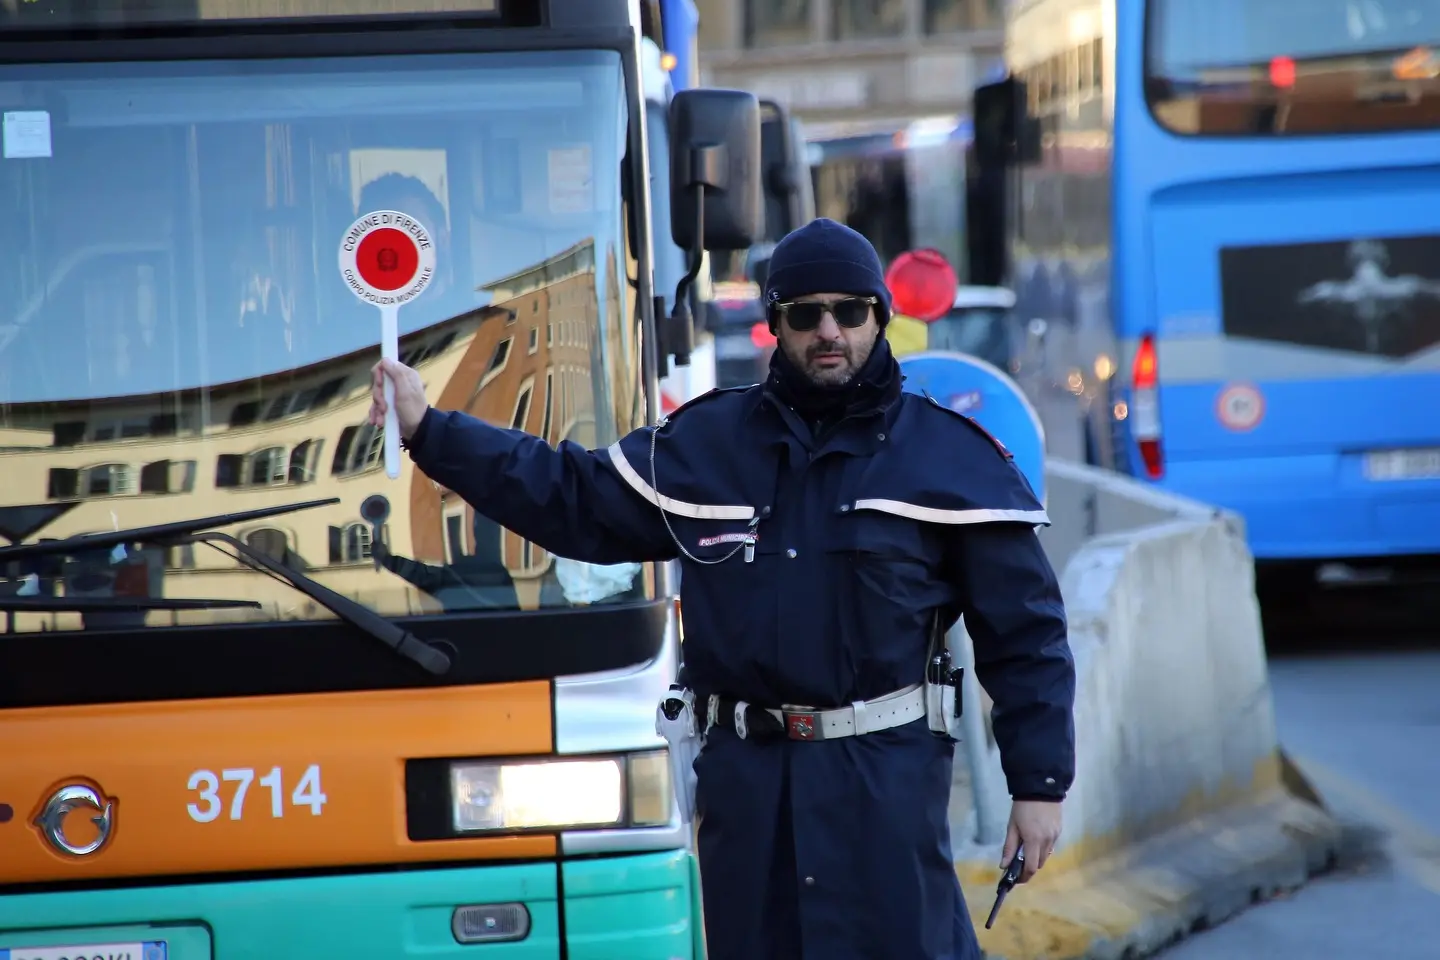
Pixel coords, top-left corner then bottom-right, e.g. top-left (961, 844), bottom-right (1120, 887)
top-left (0, 237), bottom-right (644, 634)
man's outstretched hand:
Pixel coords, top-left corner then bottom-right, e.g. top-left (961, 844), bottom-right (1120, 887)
top-left (1002, 799), bottom-right (1063, 883)
top-left (369, 358), bottom-right (429, 441)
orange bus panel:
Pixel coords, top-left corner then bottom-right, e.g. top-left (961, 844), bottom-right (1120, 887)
top-left (0, 682), bottom-right (555, 884)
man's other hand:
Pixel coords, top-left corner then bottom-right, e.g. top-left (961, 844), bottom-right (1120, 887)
top-left (369, 358), bottom-right (428, 440)
top-left (1002, 799), bottom-right (1063, 883)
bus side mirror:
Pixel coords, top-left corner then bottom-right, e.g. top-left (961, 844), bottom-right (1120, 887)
top-left (974, 77), bottom-right (1040, 167)
top-left (660, 88), bottom-right (762, 374)
top-left (669, 88), bottom-right (763, 252)
top-left (759, 98), bottom-right (811, 239)
top-left (968, 76), bottom-right (1040, 286)
top-left (748, 254), bottom-right (771, 290)
top-left (360, 495), bottom-right (390, 527)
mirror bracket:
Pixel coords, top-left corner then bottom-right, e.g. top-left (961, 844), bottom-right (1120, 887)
top-left (661, 88), bottom-right (761, 374)
top-left (662, 145), bottom-right (718, 374)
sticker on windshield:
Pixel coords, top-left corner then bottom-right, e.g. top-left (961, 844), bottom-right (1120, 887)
top-left (548, 145), bottom-right (593, 214)
top-left (2, 111), bottom-right (52, 159)
top-left (338, 210), bottom-right (437, 480)
top-left (1216, 382), bottom-right (1264, 432)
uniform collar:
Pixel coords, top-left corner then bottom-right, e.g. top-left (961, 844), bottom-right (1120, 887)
top-left (758, 339), bottom-right (903, 455)
top-left (765, 336), bottom-right (898, 418)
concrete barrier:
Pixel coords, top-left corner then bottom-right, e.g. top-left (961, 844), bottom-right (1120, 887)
top-left (1036, 459), bottom-right (1228, 574)
top-left (952, 460), bottom-right (1340, 959)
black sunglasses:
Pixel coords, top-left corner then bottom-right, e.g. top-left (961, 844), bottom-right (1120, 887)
top-left (772, 296), bottom-right (878, 332)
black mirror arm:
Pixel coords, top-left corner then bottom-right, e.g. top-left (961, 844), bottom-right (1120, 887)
top-left (667, 143), bottom-right (724, 371)
top-left (667, 183), bottom-right (703, 357)
top-left (371, 521), bottom-right (385, 571)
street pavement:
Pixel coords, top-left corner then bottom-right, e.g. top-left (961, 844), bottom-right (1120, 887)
top-left (1155, 649), bottom-right (1440, 959)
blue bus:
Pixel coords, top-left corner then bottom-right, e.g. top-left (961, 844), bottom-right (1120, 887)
top-left (979, 0), bottom-right (1440, 593)
top-left (657, 0), bottom-right (700, 92)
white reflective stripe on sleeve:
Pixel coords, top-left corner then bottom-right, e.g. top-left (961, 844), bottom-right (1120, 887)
top-left (853, 498), bottom-right (1050, 526)
top-left (604, 442), bottom-right (756, 521)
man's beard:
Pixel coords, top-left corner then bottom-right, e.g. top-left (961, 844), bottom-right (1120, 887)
top-left (790, 341), bottom-right (858, 386)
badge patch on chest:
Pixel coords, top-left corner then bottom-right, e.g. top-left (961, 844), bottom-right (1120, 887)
top-left (697, 532), bottom-right (754, 547)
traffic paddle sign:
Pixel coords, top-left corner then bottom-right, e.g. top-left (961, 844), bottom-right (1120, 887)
top-left (339, 210), bottom-right (437, 479)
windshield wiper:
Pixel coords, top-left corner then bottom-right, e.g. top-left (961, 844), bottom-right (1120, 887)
top-left (184, 529), bottom-right (450, 675)
top-left (0, 497), bottom-right (340, 563)
top-left (0, 597), bottom-right (262, 612)
top-left (0, 498), bottom-right (452, 676)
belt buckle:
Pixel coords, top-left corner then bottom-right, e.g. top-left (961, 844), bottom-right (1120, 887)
top-left (782, 709), bottom-right (821, 741)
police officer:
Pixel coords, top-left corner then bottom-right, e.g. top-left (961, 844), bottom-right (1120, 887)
top-left (370, 218), bottom-right (1076, 960)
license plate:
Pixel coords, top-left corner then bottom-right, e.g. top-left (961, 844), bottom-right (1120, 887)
top-left (0, 942), bottom-right (166, 960)
top-left (1364, 448), bottom-right (1440, 481)
top-left (714, 335), bottom-right (757, 360)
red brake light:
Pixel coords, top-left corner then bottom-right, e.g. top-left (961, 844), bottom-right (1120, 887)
top-left (750, 322), bottom-right (776, 349)
top-left (1137, 438), bottom-right (1164, 480)
top-left (1133, 334), bottom-right (1158, 390)
top-left (1269, 56), bottom-right (1296, 89)
top-left (1131, 333), bottom-right (1164, 480)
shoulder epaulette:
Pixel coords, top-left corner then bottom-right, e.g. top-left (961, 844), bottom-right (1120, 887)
top-left (918, 390), bottom-right (1014, 460)
top-left (657, 384), bottom-right (752, 424)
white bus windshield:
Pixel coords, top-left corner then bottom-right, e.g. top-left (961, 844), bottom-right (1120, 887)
top-left (0, 48), bottom-right (651, 631)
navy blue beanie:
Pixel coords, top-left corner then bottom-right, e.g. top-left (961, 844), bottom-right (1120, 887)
top-left (763, 218), bottom-right (891, 332)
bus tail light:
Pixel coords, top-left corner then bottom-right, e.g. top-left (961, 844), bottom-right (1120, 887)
top-left (1131, 333), bottom-right (1164, 480)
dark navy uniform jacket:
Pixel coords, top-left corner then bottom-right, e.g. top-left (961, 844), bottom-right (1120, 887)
top-left (405, 367), bottom-right (1076, 960)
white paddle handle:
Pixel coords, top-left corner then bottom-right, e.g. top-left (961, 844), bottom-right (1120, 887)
top-left (381, 305), bottom-right (402, 480)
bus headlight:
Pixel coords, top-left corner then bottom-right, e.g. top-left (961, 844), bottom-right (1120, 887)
top-left (450, 750), bottom-right (672, 833)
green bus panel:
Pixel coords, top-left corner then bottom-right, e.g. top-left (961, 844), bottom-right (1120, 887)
top-left (0, 851), bottom-right (696, 960)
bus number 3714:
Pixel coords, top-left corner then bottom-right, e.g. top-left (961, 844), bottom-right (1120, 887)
top-left (186, 766), bottom-right (328, 823)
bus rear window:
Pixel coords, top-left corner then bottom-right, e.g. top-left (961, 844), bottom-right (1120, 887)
top-left (1146, 0), bottom-right (1440, 135)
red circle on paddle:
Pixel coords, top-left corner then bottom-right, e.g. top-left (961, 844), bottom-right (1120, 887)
top-left (355, 228), bottom-right (420, 292)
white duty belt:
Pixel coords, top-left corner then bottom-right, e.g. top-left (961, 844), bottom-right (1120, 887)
top-left (714, 682), bottom-right (926, 742)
